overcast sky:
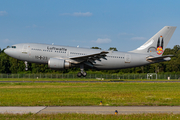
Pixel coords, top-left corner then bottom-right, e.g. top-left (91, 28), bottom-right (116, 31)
top-left (0, 0), bottom-right (179, 51)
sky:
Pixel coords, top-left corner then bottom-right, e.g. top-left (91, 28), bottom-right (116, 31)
top-left (0, 0), bottom-right (180, 51)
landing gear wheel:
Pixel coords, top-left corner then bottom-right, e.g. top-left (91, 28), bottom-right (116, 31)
top-left (82, 72), bottom-right (87, 77)
top-left (25, 67), bottom-right (28, 71)
top-left (24, 61), bottom-right (28, 71)
top-left (79, 64), bottom-right (87, 77)
top-left (77, 72), bottom-right (82, 77)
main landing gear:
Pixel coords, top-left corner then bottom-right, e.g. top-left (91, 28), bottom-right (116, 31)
top-left (24, 61), bottom-right (28, 71)
top-left (77, 64), bottom-right (87, 77)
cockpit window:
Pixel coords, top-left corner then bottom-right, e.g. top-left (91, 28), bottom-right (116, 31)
top-left (11, 46), bottom-right (16, 48)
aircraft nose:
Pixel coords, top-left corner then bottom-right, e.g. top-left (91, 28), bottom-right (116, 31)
top-left (4, 47), bottom-right (19, 59)
top-left (4, 48), bottom-right (9, 55)
top-left (4, 48), bottom-right (13, 56)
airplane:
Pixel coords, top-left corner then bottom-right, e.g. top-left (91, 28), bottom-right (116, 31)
top-left (4, 26), bottom-right (176, 77)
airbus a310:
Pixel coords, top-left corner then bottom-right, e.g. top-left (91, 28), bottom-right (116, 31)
top-left (4, 26), bottom-right (176, 77)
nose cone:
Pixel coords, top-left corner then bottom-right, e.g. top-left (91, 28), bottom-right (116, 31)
top-left (4, 48), bottom-right (16, 57)
top-left (4, 48), bottom-right (10, 55)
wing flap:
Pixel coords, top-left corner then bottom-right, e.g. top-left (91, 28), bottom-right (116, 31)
top-left (69, 51), bottom-right (108, 67)
top-left (69, 51), bottom-right (108, 59)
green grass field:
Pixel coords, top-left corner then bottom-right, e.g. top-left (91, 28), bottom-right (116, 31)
top-left (0, 113), bottom-right (180, 120)
top-left (0, 81), bottom-right (180, 106)
top-left (0, 78), bottom-right (179, 81)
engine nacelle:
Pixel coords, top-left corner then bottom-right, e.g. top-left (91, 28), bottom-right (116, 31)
top-left (48, 58), bottom-right (71, 69)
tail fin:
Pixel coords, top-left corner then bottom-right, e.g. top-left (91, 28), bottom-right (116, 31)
top-left (131, 26), bottom-right (176, 56)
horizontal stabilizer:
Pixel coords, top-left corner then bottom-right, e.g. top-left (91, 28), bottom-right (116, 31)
top-left (147, 55), bottom-right (173, 61)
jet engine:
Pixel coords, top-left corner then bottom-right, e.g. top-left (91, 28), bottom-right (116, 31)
top-left (48, 58), bottom-right (71, 69)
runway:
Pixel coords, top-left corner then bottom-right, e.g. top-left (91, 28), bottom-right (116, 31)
top-left (1, 106), bottom-right (180, 114)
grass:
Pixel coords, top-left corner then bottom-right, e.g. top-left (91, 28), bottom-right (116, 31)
top-left (0, 113), bottom-right (180, 120)
top-left (0, 82), bottom-right (180, 106)
top-left (0, 78), bottom-right (179, 81)
top-left (0, 78), bottom-right (98, 81)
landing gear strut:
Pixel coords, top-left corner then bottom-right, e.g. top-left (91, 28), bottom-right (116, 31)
top-left (77, 64), bottom-right (87, 77)
top-left (24, 61), bottom-right (28, 71)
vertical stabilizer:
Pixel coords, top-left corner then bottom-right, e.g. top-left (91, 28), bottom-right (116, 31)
top-left (131, 26), bottom-right (176, 56)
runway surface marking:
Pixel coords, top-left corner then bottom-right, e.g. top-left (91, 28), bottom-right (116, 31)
top-left (0, 107), bottom-right (46, 114)
top-left (0, 106), bottom-right (179, 114)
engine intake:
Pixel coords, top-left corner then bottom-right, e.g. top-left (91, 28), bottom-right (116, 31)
top-left (48, 58), bottom-right (71, 69)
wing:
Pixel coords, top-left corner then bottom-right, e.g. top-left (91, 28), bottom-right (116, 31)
top-left (69, 51), bottom-right (109, 67)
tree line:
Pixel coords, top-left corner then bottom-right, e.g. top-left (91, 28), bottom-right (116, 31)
top-left (0, 45), bottom-right (180, 74)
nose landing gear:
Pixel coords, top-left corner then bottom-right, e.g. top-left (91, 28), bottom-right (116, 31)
top-left (24, 61), bottom-right (28, 71)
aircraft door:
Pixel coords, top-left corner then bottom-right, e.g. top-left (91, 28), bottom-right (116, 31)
top-left (28, 45), bottom-right (31, 58)
top-left (66, 51), bottom-right (69, 56)
top-left (22, 44), bottom-right (31, 59)
top-left (125, 54), bottom-right (131, 63)
top-left (22, 44), bottom-right (28, 54)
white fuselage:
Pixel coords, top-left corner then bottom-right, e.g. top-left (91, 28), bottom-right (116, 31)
top-left (5, 43), bottom-right (151, 70)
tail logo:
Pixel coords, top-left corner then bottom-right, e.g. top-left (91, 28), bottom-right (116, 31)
top-left (157, 46), bottom-right (163, 55)
top-left (156, 36), bottom-right (164, 55)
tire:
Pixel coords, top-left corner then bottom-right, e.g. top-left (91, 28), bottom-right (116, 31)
top-left (77, 72), bottom-right (82, 77)
top-left (82, 72), bottom-right (87, 77)
top-left (25, 67), bottom-right (28, 71)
